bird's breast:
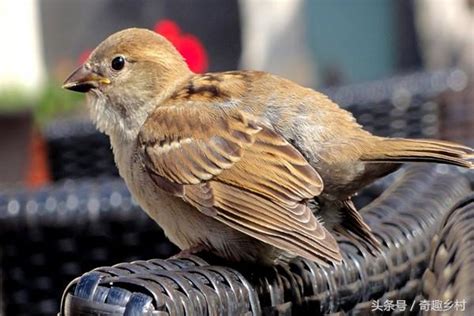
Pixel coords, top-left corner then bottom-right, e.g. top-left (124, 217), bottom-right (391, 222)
top-left (108, 137), bottom-right (234, 250)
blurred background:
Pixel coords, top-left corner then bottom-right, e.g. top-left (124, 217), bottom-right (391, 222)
top-left (0, 0), bottom-right (472, 315)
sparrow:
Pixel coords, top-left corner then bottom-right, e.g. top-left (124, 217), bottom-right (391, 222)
top-left (63, 28), bottom-right (473, 266)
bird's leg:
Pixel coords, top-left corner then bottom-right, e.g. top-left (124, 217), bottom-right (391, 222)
top-left (171, 244), bottom-right (207, 259)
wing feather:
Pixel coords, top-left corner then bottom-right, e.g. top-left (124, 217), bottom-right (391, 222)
top-left (212, 182), bottom-right (341, 263)
top-left (139, 101), bottom-right (341, 264)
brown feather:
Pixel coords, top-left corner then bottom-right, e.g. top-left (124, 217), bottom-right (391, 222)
top-left (362, 138), bottom-right (473, 169)
top-left (67, 28), bottom-right (474, 265)
top-left (334, 199), bottom-right (381, 253)
top-left (212, 182), bottom-right (341, 264)
top-left (139, 105), bottom-right (260, 185)
top-left (138, 99), bottom-right (341, 264)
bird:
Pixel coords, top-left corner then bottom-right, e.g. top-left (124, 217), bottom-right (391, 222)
top-left (63, 28), bottom-right (473, 266)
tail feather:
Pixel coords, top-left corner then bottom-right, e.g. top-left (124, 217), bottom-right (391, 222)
top-left (334, 200), bottom-right (381, 255)
top-left (361, 138), bottom-right (473, 169)
top-left (315, 199), bottom-right (381, 256)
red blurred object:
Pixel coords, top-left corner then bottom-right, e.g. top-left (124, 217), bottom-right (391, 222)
top-left (78, 49), bottom-right (92, 65)
top-left (77, 21), bottom-right (209, 73)
top-left (25, 129), bottom-right (51, 188)
top-left (155, 19), bottom-right (209, 73)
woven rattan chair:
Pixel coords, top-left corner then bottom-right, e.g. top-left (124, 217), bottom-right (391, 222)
top-left (57, 166), bottom-right (471, 315)
top-left (422, 193), bottom-right (474, 315)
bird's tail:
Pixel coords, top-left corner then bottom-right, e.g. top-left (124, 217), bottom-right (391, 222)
top-left (361, 138), bottom-right (474, 169)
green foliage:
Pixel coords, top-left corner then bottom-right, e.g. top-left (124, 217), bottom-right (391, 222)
top-left (0, 86), bottom-right (35, 112)
top-left (0, 80), bottom-right (85, 125)
top-left (35, 81), bottom-right (85, 125)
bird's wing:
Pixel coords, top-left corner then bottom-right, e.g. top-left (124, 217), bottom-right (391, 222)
top-left (138, 102), bottom-right (341, 264)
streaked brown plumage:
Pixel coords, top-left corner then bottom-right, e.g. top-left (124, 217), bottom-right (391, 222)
top-left (63, 28), bottom-right (473, 266)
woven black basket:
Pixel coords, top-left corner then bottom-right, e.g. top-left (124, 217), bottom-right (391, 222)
top-left (45, 122), bottom-right (119, 181)
top-left (324, 69), bottom-right (453, 139)
top-left (57, 166), bottom-right (470, 315)
top-left (0, 177), bottom-right (177, 315)
top-left (422, 193), bottom-right (474, 315)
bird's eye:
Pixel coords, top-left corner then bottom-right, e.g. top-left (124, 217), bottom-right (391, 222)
top-left (111, 56), bottom-right (125, 71)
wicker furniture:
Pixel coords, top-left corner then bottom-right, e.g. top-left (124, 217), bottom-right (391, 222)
top-left (58, 166), bottom-right (470, 315)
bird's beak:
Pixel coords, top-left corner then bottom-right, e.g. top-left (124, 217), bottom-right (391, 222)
top-left (62, 65), bottom-right (110, 93)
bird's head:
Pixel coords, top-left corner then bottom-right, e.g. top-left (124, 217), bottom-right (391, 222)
top-left (63, 28), bottom-right (191, 139)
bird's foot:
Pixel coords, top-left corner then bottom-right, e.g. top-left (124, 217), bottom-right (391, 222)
top-left (171, 244), bottom-right (207, 259)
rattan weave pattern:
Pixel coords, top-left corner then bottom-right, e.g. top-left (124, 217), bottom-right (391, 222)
top-left (422, 193), bottom-right (474, 315)
top-left (59, 166), bottom-right (471, 315)
top-left (0, 177), bottom-right (178, 316)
